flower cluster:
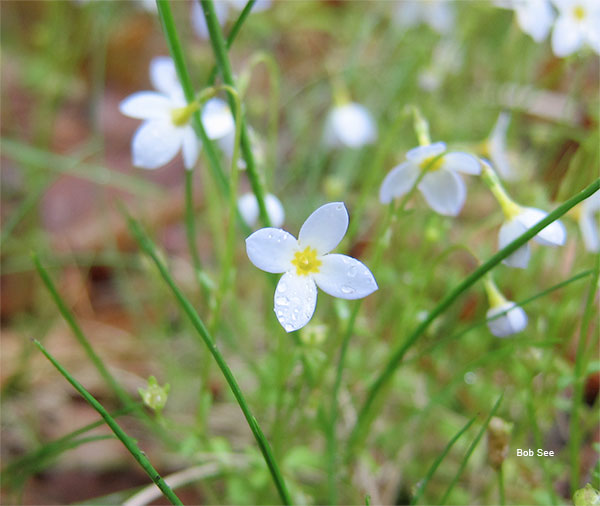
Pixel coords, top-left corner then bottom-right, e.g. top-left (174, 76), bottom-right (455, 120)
top-left (498, 0), bottom-right (600, 56)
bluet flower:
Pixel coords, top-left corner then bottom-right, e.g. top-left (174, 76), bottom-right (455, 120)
top-left (323, 102), bottom-right (378, 149)
top-left (246, 202), bottom-right (378, 332)
top-left (379, 142), bottom-right (480, 216)
top-left (551, 0), bottom-right (600, 56)
top-left (484, 276), bottom-right (528, 337)
top-left (238, 192), bottom-right (285, 228)
top-left (495, 0), bottom-right (555, 42)
top-left (119, 58), bottom-right (234, 170)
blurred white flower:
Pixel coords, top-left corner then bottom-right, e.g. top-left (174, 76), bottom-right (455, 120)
top-left (238, 192), bottom-right (285, 228)
top-left (119, 57), bottom-right (199, 170)
top-left (418, 37), bottom-right (464, 92)
top-left (245, 202), bottom-right (378, 332)
top-left (485, 112), bottom-right (516, 181)
top-left (495, 0), bottom-right (555, 42)
top-left (323, 102), bottom-right (378, 149)
top-left (551, 0), bottom-right (600, 56)
top-left (379, 142), bottom-right (481, 216)
top-left (218, 126), bottom-right (265, 170)
top-left (191, 0), bottom-right (271, 39)
top-left (393, 0), bottom-right (455, 35)
top-left (499, 206), bottom-right (566, 268)
top-left (577, 189), bottom-right (600, 252)
top-left (119, 58), bottom-right (235, 170)
top-left (484, 276), bottom-right (528, 337)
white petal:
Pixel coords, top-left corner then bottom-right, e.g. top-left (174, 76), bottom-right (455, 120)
top-left (515, 0), bottom-right (555, 42)
top-left (182, 126), bottom-right (200, 170)
top-left (580, 209), bottom-right (600, 252)
top-left (265, 194), bottom-right (285, 228)
top-left (440, 152), bottom-right (481, 175)
top-left (487, 302), bottom-right (528, 337)
top-left (313, 254), bottom-right (378, 300)
top-left (202, 98), bottom-right (235, 140)
top-left (245, 228), bottom-right (298, 273)
top-left (424, 1), bottom-right (455, 35)
top-left (238, 193), bottom-right (285, 228)
top-left (499, 219), bottom-right (531, 268)
top-left (191, 0), bottom-right (229, 39)
top-left (298, 202), bottom-right (349, 255)
top-left (552, 16), bottom-right (585, 56)
top-left (406, 142), bottom-right (446, 164)
top-left (379, 161), bottom-right (420, 204)
top-left (274, 272), bottom-right (317, 333)
top-left (324, 103), bottom-right (377, 148)
top-left (517, 207), bottom-right (566, 246)
top-left (119, 92), bottom-right (172, 120)
top-left (489, 112), bottom-right (517, 180)
top-left (132, 120), bottom-right (183, 169)
top-left (418, 169), bottom-right (466, 216)
top-left (149, 57), bottom-right (183, 99)
top-left (238, 193), bottom-right (260, 227)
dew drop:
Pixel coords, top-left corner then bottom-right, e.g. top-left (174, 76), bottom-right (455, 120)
top-left (284, 323), bottom-right (294, 332)
top-left (275, 296), bottom-right (289, 306)
top-left (347, 265), bottom-right (357, 277)
top-left (278, 282), bottom-right (287, 293)
top-left (267, 232), bottom-right (273, 239)
top-left (341, 285), bottom-right (355, 295)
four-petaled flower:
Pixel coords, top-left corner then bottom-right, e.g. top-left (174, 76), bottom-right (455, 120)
top-left (246, 202), bottom-right (378, 332)
top-left (551, 0), bottom-right (600, 56)
top-left (484, 276), bottom-right (528, 337)
top-left (324, 103), bottom-right (378, 149)
top-left (119, 57), bottom-right (234, 170)
top-left (499, 205), bottom-right (566, 268)
top-left (379, 142), bottom-right (481, 216)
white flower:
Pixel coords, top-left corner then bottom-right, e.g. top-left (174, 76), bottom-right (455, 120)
top-left (496, 0), bottom-right (555, 42)
top-left (418, 37), bottom-right (464, 92)
top-left (499, 206), bottom-right (566, 268)
top-left (245, 202), bottom-right (378, 332)
top-left (323, 103), bottom-right (378, 149)
top-left (238, 192), bottom-right (285, 228)
top-left (191, 0), bottom-right (271, 39)
top-left (379, 142), bottom-right (481, 216)
top-left (487, 302), bottom-right (528, 337)
top-left (484, 276), bottom-right (528, 337)
top-left (485, 112), bottom-right (517, 181)
top-left (119, 58), bottom-right (234, 171)
top-left (551, 0), bottom-right (600, 56)
top-left (393, 0), bottom-right (455, 35)
top-left (577, 189), bottom-right (600, 252)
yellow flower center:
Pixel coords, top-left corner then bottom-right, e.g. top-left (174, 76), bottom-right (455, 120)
top-left (291, 247), bottom-right (322, 276)
top-left (419, 155), bottom-right (445, 172)
top-left (171, 103), bottom-right (198, 127)
top-left (573, 5), bottom-right (586, 20)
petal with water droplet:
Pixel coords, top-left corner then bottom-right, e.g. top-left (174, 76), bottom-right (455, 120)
top-left (313, 254), bottom-right (378, 300)
top-left (246, 228), bottom-right (298, 273)
top-left (298, 202), bottom-right (349, 255)
top-left (274, 272), bottom-right (317, 332)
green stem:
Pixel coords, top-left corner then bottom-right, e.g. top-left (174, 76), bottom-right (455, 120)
top-left (569, 253), bottom-right (600, 492)
top-left (439, 394), bottom-right (504, 505)
top-left (498, 466), bottom-right (505, 506)
top-left (32, 339), bottom-right (183, 506)
top-left (348, 178), bottom-right (600, 452)
top-left (32, 254), bottom-right (130, 406)
top-left (125, 214), bottom-right (291, 505)
top-left (410, 414), bottom-right (478, 505)
top-left (200, 0), bottom-right (271, 227)
top-left (155, 0), bottom-right (229, 198)
top-left (207, 0), bottom-right (257, 86)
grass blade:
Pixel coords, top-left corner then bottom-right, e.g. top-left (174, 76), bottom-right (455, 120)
top-left (32, 339), bottom-right (183, 506)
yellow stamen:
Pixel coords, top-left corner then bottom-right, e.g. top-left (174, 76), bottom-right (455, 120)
top-left (573, 5), bottom-right (586, 20)
top-left (419, 155), bottom-right (445, 172)
top-left (291, 247), bottom-right (322, 276)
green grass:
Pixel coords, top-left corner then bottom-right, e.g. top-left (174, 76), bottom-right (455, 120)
top-left (1, 1), bottom-right (598, 504)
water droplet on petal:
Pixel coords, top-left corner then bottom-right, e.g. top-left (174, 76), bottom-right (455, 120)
top-left (284, 323), bottom-right (294, 332)
top-left (278, 282), bottom-right (287, 293)
top-left (275, 296), bottom-right (289, 306)
top-left (347, 265), bottom-right (357, 277)
top-left (341, 285), bottom-right (355, 295)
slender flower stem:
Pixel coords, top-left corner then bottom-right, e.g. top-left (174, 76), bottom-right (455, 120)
top-left (348, 178), bottom-right (600, 452)
top-left (498, 466), bottom-right (506, 506)
top-left (569, 253), bottom-right (599, 492)
top-left (126, 214), bottom-right (292, 505)
top-left (200, 0), bottom-right (271, 227)
top-left (207, 0), bottom-right (257, 85)
top-left (33, 339), bottom-right (183, 506)
top-left (32, 254), bottom-right (130, 406)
